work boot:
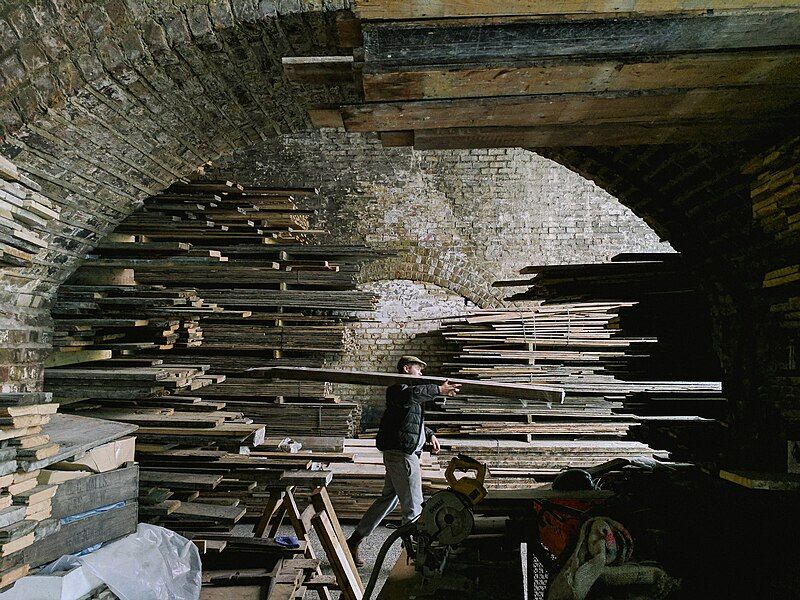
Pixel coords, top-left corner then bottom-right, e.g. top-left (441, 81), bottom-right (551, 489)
top-left (347, 532), bottom-right (365, 567)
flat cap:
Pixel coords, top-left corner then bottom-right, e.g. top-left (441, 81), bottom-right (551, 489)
top-left (397, 355), bottom-right (427, 370)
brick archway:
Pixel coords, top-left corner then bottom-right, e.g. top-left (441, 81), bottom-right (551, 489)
top-left (357, 251), bottom-right (505, 309)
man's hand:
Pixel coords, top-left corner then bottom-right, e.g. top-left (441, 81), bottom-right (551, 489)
top-left (430, 434), bottom-right (441, 455)
top-left (439, 380), bottom-right (461, 396)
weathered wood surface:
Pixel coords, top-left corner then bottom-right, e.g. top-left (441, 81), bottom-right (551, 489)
top-left (353, 0), bottom-right (800, 20)
top-left (363, 50), bottom-right (800, 101)
top-left (50, 465), bottom-right (139, 520)
top-left (246, 367), bottom-right (565, 403)
top-left (363, 12), bottom-right (800, 66)
top-left (282, 56), bottom-right (356, 84)
top-left (407, 119), bottom-right (789, 148)
top-left (341, 86), bottom-right (800, 132)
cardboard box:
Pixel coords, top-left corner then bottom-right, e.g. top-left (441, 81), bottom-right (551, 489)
top-left (51, 437), bottom-right (136, 474)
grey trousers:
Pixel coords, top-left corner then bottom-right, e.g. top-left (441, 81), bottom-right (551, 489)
top-left (354, 450), bottom-right (424, 538)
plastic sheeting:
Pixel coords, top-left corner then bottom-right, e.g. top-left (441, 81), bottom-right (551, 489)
top-left (41, 523), bottom-right (201, 600)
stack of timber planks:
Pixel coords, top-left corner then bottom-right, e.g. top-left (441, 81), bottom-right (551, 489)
top-left (51, 284), bottom-right (215, 355)
top-left (47, 179), bottom-right (384, 438)
top-left (0, 395), bottom-right (138, 591)
top-left (41, 179), bottom-right (390, 541)
top-left (421, 253), bottom-right (726, 474)
top-left (0, 155), bottom-right (60, 269)
top-left (745, 139), bottom-right (800, 430)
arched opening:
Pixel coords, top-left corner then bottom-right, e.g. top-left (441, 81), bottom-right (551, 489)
top-left (1, 2), bottom-right (798, 597)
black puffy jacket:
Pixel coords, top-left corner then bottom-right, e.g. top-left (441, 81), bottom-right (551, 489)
top-left (375, 383), bottom-right (439, 454)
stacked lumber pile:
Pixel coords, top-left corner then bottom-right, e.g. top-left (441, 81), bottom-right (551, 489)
top-left (135, 448), bottom-right (332, 534)
top-left (746, 139), bottom-right (800, 420)
top-left (420, 253), bottom-right (725, 471)
top-left (42, 360), bottom-right (341, 537)
top-left (0, 392), bottom-right (58, 590)
top-left (47, 179), bottom-right (385, 438)
top-left (44, 362), bottom-right (222, 404)
top-left (0, 397), bottom-right (138, 591)
top-left (52, 284), bottom-right (217, 354)
top-left (438, 305), bottom-right (721, 396)
top-left (0, 155), bottom-right (60, 268)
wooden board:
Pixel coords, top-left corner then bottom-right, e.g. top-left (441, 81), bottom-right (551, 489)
top-left (362, 13), bottom-right (800, 66)
top-left (408, 120), bottom-right (789, 148)
top-left (312, 511), bottom-right (363, 600)
top-left (363, 50), bottom-right (800, 101)
top-left (44, 350), bottom-right (113, 368)
top-left (340, 86), bottom-right (800, 133)
top-left (353, 0), bottom-right (800, 20)
top-left (719, 469), bottom-right (800, 490)
top-left (246, 367), bottom-right (565, 403)
top-left (50, 465), bottom-right (139, 520)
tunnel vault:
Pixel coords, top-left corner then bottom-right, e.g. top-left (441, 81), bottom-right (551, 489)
top-left (1, 1), bottom-right (799, 469)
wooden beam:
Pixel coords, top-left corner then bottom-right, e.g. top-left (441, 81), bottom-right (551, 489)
top-left (44, 349), bottom-right (112, 368)
top-left (244, 367), bottom-right (566, 403)
top-left (311, 486), bottom-right (364, 592)
top-left (353, 0), bottom-right (800, 20)
top-left (379, 131), bottom-right (415, 146)
top-left (341, 87), bottom-right (800, 132)
top-left (363, 50), bottom-right (800, 101)
top-left (282, 56), bottom-right (356, 85)
top-left (309, 108), bottom-right (345, 129)
top-left (410, 119), bottom-right (792, 149)
top-left (363, 13), bottom-right (800, 67)
top-left (312, 511), bottom-right (363, 600)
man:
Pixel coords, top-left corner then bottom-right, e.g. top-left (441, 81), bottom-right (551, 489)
top-left (346, 355), bottom-right (460, 566)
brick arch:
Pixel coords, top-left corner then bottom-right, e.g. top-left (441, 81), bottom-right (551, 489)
top-left (356, 250), bottom-right (506, 309)
top-left (0, 0), bottom-right (352, 311)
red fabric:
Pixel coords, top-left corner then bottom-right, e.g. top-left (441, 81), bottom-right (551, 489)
top-left (537, 499), bottom-right (607, 558)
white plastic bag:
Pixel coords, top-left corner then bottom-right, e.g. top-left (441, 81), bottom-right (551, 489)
top-left (42, 524), bottom-right (201, 600)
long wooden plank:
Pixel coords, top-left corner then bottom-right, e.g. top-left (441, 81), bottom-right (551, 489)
top-left (245, 367), bottom-right (565, 403)
top-left (44, 350), bottom-right (113, 368)
top-left (404, 118), bottom-right (790, 148)
top-left (354, 0), bottom-right (800, 20)
top-left (341, 86), bottom-right (800, 132)
top-left (312, 511), bottom-right (363, 600)
top-left (363, 13), bottom-right (800, 66)
top-left (311, 486), bottom-right (364, 592)
top-left (50, 465), bottom-right (139, 520)
top-left (363, 50), bottom-right (800, 101)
